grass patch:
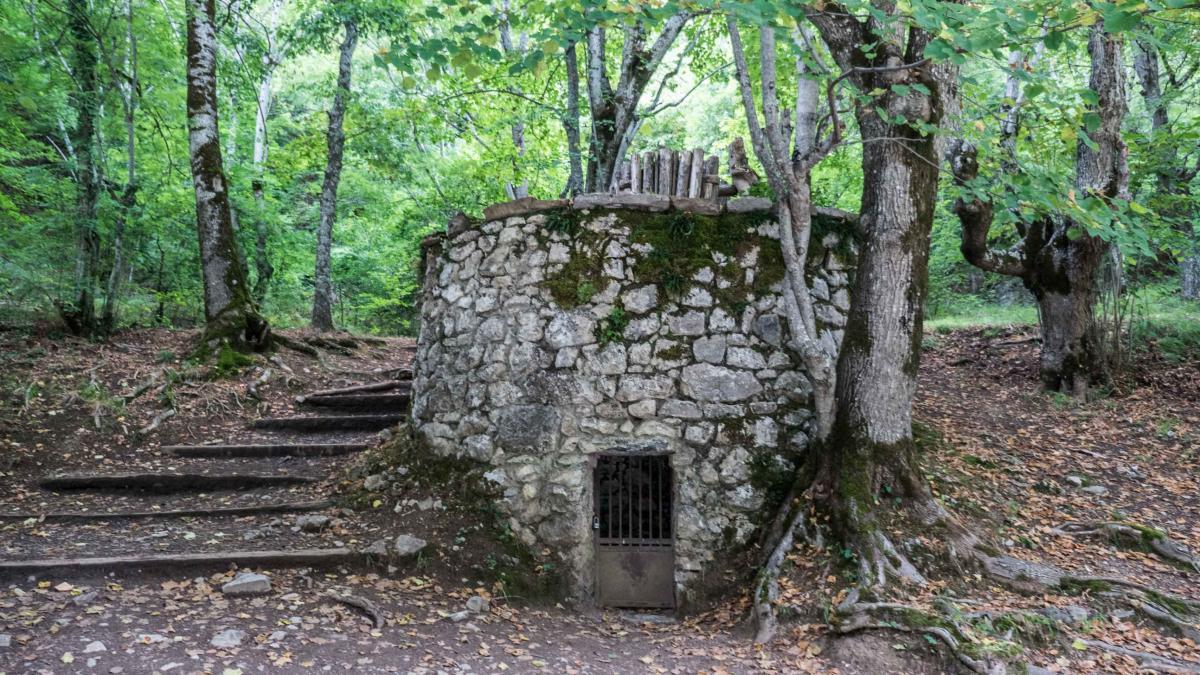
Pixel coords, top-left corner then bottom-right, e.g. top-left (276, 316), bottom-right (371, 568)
top-left (926, 300), bottom-right (1037, 333)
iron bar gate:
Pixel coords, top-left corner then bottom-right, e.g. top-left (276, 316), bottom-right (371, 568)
top-left (594, 454), bottom-right (674, 608)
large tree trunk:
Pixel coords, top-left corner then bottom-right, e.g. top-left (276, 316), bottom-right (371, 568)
top-left (312, 21), bottom-right (356, 332)
top-left (250, 0), bottom-right (281, 302)
top-left (62, 0), bottom-right (101, 336)
top-left (187, 0), bottom-right (269, 350)
top-left (810, 65), bottom-right (946, 587)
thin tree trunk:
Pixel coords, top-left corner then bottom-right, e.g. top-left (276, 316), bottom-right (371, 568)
top-left (498, 1), bottom-right (529, 199)
top-left (312, 20), bottom-right (357, 332)
top-left (250, 0), bottom-right (281, 302)
top-left (562, 40), bottom-right (584, 197)
top-left (62, 0), bottom-right (101, 336)
top-left (101, 0), bottom-right (138, 335)
top-left (1134, 38), bottom-right (1198, 300)
top-left (187, 0), bottom-right (268, 350)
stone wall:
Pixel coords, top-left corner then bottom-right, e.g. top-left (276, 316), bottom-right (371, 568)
top-left (411, 194), bottom-right (852, 607)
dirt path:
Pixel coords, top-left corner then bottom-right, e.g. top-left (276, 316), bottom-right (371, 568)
top-left (2, 326), bottom-right (1197, 673)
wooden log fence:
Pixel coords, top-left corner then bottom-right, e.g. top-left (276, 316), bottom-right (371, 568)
top-left (613, 144), bottom-right (745, 200)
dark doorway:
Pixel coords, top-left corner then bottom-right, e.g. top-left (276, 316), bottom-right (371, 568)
top-left (593, 454), bottom-right (674, 608)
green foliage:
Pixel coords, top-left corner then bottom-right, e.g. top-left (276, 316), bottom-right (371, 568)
top-left (595, 305), bottom-right (628, 344)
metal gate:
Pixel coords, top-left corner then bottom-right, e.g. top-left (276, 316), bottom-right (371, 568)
top-left (593, 454), bottom-right (674, 608)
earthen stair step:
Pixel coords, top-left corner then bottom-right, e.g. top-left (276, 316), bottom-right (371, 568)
top-left (164, 443), bottom-right (367, 458)
top-left (39, 472), bottom-right (317, 492)
top-left (0, 548), bottom-right (359, 576)
top-left (251, 414), bottom-right (402, 432)
top-left (299, 393), bottom-right (410, 410)
top-left (0, 499), bottom-right (332, 521)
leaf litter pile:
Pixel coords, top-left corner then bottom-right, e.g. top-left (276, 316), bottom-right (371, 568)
top-left (0, 325), bottom-right (1197, 673)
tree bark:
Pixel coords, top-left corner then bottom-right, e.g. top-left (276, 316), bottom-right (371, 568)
top-left (250, 0), bottom-right (282, 302)
top-left (807, 8), bottom-right (949, 581)
top-left (187, 0), bottom-right (269, 350)
top-left (498, 0), bottom-right (529, 199)
top-left (583, 12), bottom-right (691, 191)
top-left (62, 0), bottom-right (101, 336)
top-left (311, 20), bottom-right (357, 332)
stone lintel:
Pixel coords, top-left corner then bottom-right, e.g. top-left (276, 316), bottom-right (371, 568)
top-left (482, 197), bottom-right (570, 222)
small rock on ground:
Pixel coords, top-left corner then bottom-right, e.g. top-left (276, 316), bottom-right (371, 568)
top-left (210, 629), bottom-right (247, 649)
top-left (221, 572), bottom-right (271, 596)
top-left (295, 514), bottom-right (331, 532)
top-left (394, 534), bottom-right (427, 558)
top-left (83, 640), bottom-right (106, 653)
top-left (465, 595), bottom-right (489, 613)
top-left (0, 634), bottom-right (11, 649)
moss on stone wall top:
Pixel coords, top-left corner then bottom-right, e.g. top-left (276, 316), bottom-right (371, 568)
top-left (538, 207), bottom-right (784, 311)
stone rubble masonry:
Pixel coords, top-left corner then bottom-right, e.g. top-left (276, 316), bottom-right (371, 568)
top-left (412, 193), bottom-right (852, 609)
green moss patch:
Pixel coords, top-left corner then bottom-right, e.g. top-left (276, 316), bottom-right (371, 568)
top-left (538, 207), bottom-right (785, 311)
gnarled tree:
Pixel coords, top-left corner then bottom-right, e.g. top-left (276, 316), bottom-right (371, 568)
top-left (952, 23), bottom-right (1128, 394)
top-left (733, 0), bottom-right (998, 644)
top-left (187, 0), bottom-right (270, 350)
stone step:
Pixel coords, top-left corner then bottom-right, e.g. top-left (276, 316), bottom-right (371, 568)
top-left (39, 472), bottom-right (317, 492)
top-left (300, 393), bottom-right (410, 410)
top-left (251, 414), bottom-right (402, 432)
top-left (164, 443), bottom-right (367, 458)
top-left (0, 548), bottom-right (358, 576)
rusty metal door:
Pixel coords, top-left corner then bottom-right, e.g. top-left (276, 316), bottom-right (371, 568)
top-left (594, 454), bottom-right (674, 608)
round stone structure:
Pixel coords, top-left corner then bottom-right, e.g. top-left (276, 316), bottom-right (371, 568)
top-left (411, 193), bottom-right (852, 608)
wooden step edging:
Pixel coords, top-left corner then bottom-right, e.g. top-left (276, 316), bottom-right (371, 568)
top-left (296, 380), bottom-right (410, 403)
top-left (0, 499), bottom-right (332, 522)
top-left (300, 393), bottom-right (410, 409)
top-left (251, 415), bottom-right (402, 432)
top-left (165, 443), bottom-right (367, 458)
top-left (39, 473), bottom-right (317, 492)
top-left (0, 548), bottom-right (360, 575)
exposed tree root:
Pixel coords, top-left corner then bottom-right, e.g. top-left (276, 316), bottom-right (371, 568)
top-left (831, 598), bottom-right (1008, 674)
top-left (274, 333), bottom-right (321, 357)
top-left (1051, 520), bottom-right (1200, 571)
top-left (327, 590), bottom-right (385, 629)
top-left (136, 408), bottom-right (175, 436)
top-left (246, 367), bottom-right (272, 400)
top-left (1079, 639), bottom-right (1200, 673)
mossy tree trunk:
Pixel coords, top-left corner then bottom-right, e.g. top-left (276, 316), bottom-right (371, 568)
top-left (187, 0), bottom-right (269, 351)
